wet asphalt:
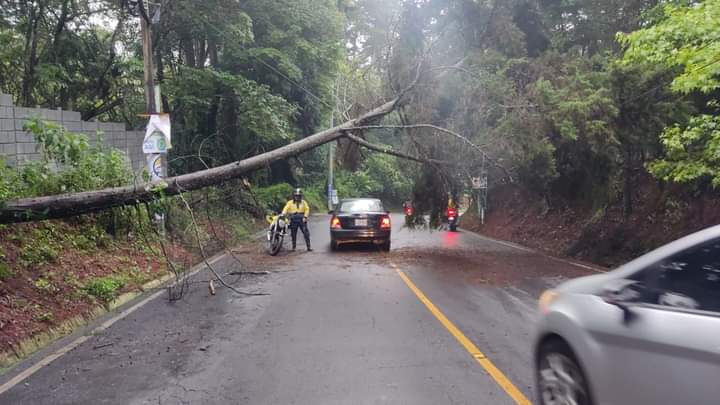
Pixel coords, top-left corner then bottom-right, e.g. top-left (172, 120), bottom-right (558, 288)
top-left (0, 214), bottom-right (593, 404)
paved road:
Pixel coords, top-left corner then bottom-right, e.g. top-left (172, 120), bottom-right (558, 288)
top-left (0, 214), bottom-right (593, 404)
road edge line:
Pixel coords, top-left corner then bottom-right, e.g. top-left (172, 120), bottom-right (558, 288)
top-left (460, 229), bottom-right (607, 273)
top-left (391, 263), bottom-right (532, 405)
top-left (0, 252), bottom-right (227, 396)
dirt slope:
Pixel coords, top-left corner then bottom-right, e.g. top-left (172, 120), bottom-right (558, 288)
top-left (463, 175), bottom-right (720, 267)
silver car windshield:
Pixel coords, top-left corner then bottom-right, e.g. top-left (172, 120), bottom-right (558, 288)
top-left (339, 200), bottom-right (383, 213)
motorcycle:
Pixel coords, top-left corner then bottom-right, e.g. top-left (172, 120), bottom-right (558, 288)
top-left (446, 207), bottom-right (458, 232)
top-left (266, 213), bottom-right (288, 256)
top-left (403, 202), bottom-right (414, 227)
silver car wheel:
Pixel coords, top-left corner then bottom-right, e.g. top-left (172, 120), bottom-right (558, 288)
top-left (539, 352), bottom-right (587, 405)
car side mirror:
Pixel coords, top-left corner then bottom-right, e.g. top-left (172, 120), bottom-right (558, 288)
top-left (602, 279), bottom-right (645, 323)
top-left (328, 210), bottom-right (335, 215)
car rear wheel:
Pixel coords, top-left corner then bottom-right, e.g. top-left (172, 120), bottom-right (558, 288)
top-left (381, 240), bottom-right (390, 252)
top-left (536, 339), bottom-right (593, 405)
top-left (330, 238), bottom-right (338, 251)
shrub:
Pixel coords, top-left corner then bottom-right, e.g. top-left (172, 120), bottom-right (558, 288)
top-left (0, 263), bottom-right (13, 281)
top-left (33, 277), bottom-right (59, 293)
top-left (254, 183), bottom-right (294, 212)
top-left (20, 228), bottom-right (62, 266)
top-left (82, 276), bottom-right (127, 303)
top-left (0, 118), bottom-right (131, 209)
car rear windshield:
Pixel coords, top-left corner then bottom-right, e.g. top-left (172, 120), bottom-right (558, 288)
top-left (339, 200), bottom-right (383, 213)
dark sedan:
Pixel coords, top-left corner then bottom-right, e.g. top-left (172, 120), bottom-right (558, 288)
top-left (329, 198), bottom-right (391, 251)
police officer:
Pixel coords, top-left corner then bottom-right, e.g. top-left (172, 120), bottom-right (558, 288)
top-left (281, 188), bottom-right (312, 251)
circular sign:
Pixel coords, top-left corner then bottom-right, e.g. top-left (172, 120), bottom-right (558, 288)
top-left (151, 155), bottom-right (162, 178)
top-left (154, 132), bottom-right (167, 152)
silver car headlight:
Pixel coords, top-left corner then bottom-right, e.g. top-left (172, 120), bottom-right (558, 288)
top-left (539, 290), bottom-right (559, 314)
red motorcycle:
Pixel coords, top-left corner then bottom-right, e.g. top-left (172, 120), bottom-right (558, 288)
top-left (446, 207), bottom-right (458, 232)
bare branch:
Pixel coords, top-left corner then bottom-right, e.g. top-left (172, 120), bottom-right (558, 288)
top-left (342, 132), bottom-right (454, 166)
top-left (346, 124), bottom-right (514, 181)
top-left (176, 190), bottom-right (268, 297)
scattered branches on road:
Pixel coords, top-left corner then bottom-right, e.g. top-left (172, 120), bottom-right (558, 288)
top-left (176, 190), bottom-right (269, 297)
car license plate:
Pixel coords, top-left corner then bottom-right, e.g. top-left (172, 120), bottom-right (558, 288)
top-left (355, 218), bottom-right (368, 227)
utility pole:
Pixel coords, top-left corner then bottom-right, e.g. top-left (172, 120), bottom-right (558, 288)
top-left (328, 81), bottom-right (337, 211)
top-left (141, 15), bottom-right (157, 115)
top-left (127, 0), bottom-right (169, 231)
top-left (328, 113), bottom-right (335, 211)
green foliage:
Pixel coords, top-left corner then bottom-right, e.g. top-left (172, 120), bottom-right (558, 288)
top-left (159, 0), bottom-right (345, 174)
top-left (620, 1), bottom-right (720, 94)
top-left (649, 115), bottom-right (720, 186)
top-left (0, 118), bottom-right (131, 203)
top-left (20, 228), bottom-right (62, 267)
top-left (535, 68), bottom-right (618, 145)
top-left (24, 119), bottom-right (89, 165)
top-left (0, 245), bottom-right (11, 280)
top-left (254, 183), bottom-right (294, 212)
top-left (300, 186), bottom-right (325, 212)
top-left (67, 225), bottom-right (112, 251)
top-left (0, 1), bottom-right (144, 121)
top-left (620, 0), bottom-right (720, 187)
top-left (82, 276), bottom-right (126, 303)
top-left (0, 265), bottom-right (12, 281)
top-left (334, 170), bottom-right (380, 200)
top-left (33, 277), bottom-right (59, 294)
top-left (165, 66), bottom-right (296, 168)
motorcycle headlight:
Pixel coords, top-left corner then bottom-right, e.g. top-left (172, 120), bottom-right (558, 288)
top-left (278, 219), bottom-right (285, 227)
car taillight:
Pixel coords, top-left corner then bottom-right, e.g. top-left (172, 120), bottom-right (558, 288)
top-left (331, 217), bottom-right (342, 229)
top-left (380, 216), bottom-right (391, 229)
top-left (447, 209), bottom-right (457, 217)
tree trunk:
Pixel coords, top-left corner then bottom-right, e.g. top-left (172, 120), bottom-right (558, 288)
top-left (21, 3), bottom-right (42, 106)
top-left (0, 99), bottom-right (400, 223)
top-left (622, 146), bottom-right (633, 219)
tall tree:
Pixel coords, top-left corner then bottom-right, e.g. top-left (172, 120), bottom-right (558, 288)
top-left (621, 0), bottom-right (720, 187)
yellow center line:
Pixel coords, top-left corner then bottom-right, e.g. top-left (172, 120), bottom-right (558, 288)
top-left (391, 263), bottom-right (533, 405)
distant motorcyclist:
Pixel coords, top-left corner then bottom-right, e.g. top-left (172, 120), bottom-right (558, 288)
top-left (446, 196), bottom-right (459, 232)
top-left (402, 200), bottom-right (413, 216)
top-left (281, 188), bottom-right (312, 251)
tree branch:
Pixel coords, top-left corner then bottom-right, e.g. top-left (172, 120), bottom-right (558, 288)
top-left (342, 132), bottom-right (454, 166)
top-left (346, 124), bottom-right (514, 181)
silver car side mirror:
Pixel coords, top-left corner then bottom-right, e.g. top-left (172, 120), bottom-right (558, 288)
top-left (602, 279), bottom-right (644, 324)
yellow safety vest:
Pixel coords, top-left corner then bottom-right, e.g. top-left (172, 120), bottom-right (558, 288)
top-left (282, 199), bottom-right (310, 216)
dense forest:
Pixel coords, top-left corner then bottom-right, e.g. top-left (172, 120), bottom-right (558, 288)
top-left (1, 0), bottom-right (719, 261)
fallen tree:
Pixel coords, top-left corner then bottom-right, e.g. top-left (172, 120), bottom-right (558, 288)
top-left (0, 99), bottom-right (400, 224)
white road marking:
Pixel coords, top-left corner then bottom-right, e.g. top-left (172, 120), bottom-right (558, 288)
top-left (460, 229), bottom-right (607, 273)
top-left (0, 252), bottom-right (227, 396)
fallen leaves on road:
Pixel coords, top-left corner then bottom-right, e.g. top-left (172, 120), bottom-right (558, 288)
top-left (389, 247), bottom-right (591, 287)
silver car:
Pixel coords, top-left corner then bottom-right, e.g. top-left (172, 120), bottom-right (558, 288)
top-left (534, 225), bottom-right (720, 405)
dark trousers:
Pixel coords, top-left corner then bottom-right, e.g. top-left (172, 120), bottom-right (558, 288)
top-left (289, 216), bottom-right (311, 249)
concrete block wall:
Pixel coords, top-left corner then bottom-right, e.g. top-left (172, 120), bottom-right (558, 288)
top-left (0, 94), bottom-right (145, 173)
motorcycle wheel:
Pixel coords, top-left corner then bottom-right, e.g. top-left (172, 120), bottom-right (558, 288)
top-left (449, 224), bottom-right (457, 232)
top-left (268, 227), bottom-right (283, 256)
